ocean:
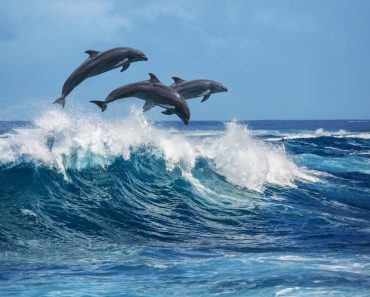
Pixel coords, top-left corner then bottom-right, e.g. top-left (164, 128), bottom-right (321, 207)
top-left (0, 109), bottom-right (369, 296)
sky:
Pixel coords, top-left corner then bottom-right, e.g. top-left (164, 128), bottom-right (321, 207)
top-left (0, 0), bottom-right (369, 121)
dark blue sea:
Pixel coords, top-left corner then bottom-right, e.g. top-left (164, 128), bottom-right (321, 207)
top-left (1, 110), bottom-right (370, 296)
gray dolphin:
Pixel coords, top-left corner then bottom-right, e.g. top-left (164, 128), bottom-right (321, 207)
top-left (53, 47), bottom-right (148, 107)
top-left (90, 73), bottom-right (191, 125)
top-left (170, 76), bottom-right (228, 102)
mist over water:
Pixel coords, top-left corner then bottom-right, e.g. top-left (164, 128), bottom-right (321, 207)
top-left (1, 110), bottom-right (370, 296)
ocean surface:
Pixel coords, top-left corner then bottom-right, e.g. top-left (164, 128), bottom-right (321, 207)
top-left (0, 110), bottom-right (370, 296)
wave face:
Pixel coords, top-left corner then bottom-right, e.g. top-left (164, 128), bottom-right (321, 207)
top-left (1, 111), bottom-right (370, 297)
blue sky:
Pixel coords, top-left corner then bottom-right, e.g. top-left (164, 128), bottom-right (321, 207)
top-left (0, 0), bottom-right (369, 120)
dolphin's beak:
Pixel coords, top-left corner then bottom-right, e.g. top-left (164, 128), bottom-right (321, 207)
top-left (134, 52), bottom-right (148, 62)
top-left (177, 110), bottom-right (189, 125)
top-left (222, 86), bottom-right (228, 92)
top-left (180, 114), bottom-right (189, 125)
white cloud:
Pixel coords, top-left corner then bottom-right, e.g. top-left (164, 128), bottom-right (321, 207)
top-left (252, 9), bottom-right (317, 33)
top-left (200, 34), bottom-right (258, 50)
top-left (131, 0), bottom-right (197, 21)
top-left (0, 0), bottom-right (131, 45)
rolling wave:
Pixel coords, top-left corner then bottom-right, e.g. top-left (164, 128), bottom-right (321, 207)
top-left (1, 111), bottom-right (368, 252)
top-left (0, 109), bottom-right (328, 252)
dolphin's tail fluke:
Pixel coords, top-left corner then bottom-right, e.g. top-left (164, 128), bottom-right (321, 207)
top-left (53, 96), bottom-right (66, 108)
top-left (90, 100), bottom-right (107, 112)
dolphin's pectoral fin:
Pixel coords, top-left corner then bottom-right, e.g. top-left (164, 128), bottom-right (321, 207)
top-left (143, 100), bottom-right (156, 112)
top-left (201, 93), bottom-right (211, 102)
top-left (148, 73), bottom-right (161, 83)
top-left (85, 50), bottom-right (100, 58)
top-left (120, 62), bottom-right (130, 72)
top-left (171, 76), bottom-right (185, 84)
top-left (161, 109), bottom-right (175, 115)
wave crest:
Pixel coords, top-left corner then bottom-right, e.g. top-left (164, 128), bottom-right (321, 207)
top-left (0, 109), bottom-right (318, 192)
top-left (199, 122), bottom-right (318, 191)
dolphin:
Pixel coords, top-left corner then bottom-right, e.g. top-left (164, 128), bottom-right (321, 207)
top-left (53, 47), bottom-right (148, 108)
top-left (90, 73), bottom-right (191, 125)
top-left (170, 76), bottom-right (228, 102)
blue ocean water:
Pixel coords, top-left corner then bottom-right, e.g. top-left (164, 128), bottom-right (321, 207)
top-left (0, 110), bottom-right (370, 296)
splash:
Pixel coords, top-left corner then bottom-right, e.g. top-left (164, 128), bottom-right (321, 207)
top-left (0, 109), bottom-right (318, 192)
top-left (199, 122), bottom-right (318, 192)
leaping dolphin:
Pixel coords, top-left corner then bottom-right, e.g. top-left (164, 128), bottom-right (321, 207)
top-left (53, 47), bottom-right (148, 108)
top-left (170, 77), bottom-right (228, 102)
top-left (90, 73), bottom-right (190, 125)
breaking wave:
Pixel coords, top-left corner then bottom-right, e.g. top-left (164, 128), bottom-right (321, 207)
top-left (0, 108), bottom-right (318, 192)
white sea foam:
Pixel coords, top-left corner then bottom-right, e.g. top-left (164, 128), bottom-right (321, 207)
top-left (276, 287), bottom-right (298, 296)
top-left (0, 108), bottom-right (319, 192)
top-left (351, 133), bottom-right (370, 139)
top-left (20, 209), bottom-right (37, 217)
top-left (198, 122), bottom-right (319, 191)
top-left (271, 128), bottom-right (370, 141)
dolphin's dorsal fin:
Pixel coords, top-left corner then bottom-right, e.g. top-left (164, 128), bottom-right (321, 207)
top-left (85, 50), bottom-right (100, 58)
top-left (148, 73), bottom-right (161, 83)
top-left (171, 76), bottom-right (185, 84)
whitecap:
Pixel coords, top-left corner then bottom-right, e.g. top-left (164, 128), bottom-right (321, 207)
top-left (0, 108), bottom-right (319, 192)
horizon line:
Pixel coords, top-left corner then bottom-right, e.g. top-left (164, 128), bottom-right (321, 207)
top-left (1, 119), bottom-right (369, 123)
